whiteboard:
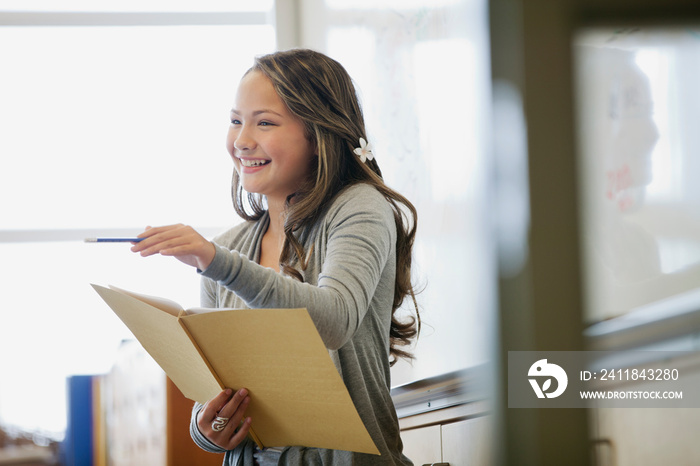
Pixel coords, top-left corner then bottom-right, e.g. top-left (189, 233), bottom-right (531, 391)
top-left (300, 0), bottom-right (494, 386)
top-left (575, 28), bottom-right (700, 324)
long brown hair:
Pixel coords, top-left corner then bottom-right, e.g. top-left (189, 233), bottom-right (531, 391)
top-left (231, 49), bottom-right (420, 364)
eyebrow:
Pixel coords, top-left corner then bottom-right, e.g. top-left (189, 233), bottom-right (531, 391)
top-left (230, 108), bottom-right (283, 117)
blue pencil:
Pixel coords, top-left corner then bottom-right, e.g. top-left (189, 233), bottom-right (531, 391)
top-left (84, 237), bottom-right (145, 243)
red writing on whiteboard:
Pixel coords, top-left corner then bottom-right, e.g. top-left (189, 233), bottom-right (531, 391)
top-left (605, 164), bottom-right (634, 212)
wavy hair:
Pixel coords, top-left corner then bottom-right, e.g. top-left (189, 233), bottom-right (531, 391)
top-left (231, 49), bottom-right (420, 364)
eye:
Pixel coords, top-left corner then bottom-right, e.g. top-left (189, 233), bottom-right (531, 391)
top-left (230, 118), bottom-right (241, 125)
top-left (259, 120), bottom-right (275, 127)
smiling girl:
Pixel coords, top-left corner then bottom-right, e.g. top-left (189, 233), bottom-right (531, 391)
top-left (131, 49), bottom-right (420, 465)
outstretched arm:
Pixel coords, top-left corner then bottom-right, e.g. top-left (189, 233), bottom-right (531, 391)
top-left (131, 186), bottom-right (396, 351)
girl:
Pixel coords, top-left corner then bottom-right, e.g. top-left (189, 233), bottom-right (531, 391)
top-left (132, 48), bottom-right (420, 465)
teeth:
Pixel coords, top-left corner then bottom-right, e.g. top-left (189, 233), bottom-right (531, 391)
top-left (240, 159), bottom-right (270, 167)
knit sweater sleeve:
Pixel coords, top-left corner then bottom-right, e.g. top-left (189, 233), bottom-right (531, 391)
top-left (199, 184), bottom-right (396, 351)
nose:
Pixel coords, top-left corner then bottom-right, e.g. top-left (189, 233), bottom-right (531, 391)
top-left (232, 124), bottom-right (256, 153)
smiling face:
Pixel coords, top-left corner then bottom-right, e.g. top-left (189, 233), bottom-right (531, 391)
top-left (227, 70), bottom-right (315, 207)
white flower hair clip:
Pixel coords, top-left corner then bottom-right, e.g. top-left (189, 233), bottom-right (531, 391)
top-left (353, 137), bottom-right (374, 163)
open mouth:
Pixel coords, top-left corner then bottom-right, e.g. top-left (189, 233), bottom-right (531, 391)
top-left (239, 158), bottom-right (271, 168)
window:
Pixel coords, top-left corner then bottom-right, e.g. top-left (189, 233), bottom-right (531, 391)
top-left (0, 4), bottom-right (275, 437)
top-left (316, 0), bottom-right (494, 387)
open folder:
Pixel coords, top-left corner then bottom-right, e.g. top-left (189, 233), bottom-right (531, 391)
top-left (92, 284), bottom-right (379, 455)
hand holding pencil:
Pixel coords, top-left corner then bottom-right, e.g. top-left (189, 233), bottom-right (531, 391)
top-left (129, 224), bottom-right (216, 271)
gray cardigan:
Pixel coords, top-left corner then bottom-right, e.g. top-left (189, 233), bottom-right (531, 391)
top-left (189, 183), bottom-right (413, 465)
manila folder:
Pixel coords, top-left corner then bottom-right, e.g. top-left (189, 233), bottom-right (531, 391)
top-left (91, 284), bottom-right (379, 455)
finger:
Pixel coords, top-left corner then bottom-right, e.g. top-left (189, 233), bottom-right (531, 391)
top-left (158, 242), bottom-right (201, 257)
top-left (135, 224), bottom-right (166, 240)
top-left (221, 416), bottom-right (253, 450)
top-left (207, 389), bottom-right (249, 436)
top-left (215, 388), bottom-right (249, 420)
top-left (132, 225), bottom-right (188, 254)
top-left (135, 224), bottom-right (186, 242)
top-left (216, 394), bottom-right (251, 448)
top-left (199, 389), bottom-right (233, 418)
top-left (132, 227), bottom-right (160, 253)
top-left (198, 389), bottom-right (251, 449)
top-left (140, 237), bottom-right (186, 255)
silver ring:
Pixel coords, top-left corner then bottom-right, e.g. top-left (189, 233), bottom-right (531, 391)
top-left (211, 416), bottom-right (230, 432)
